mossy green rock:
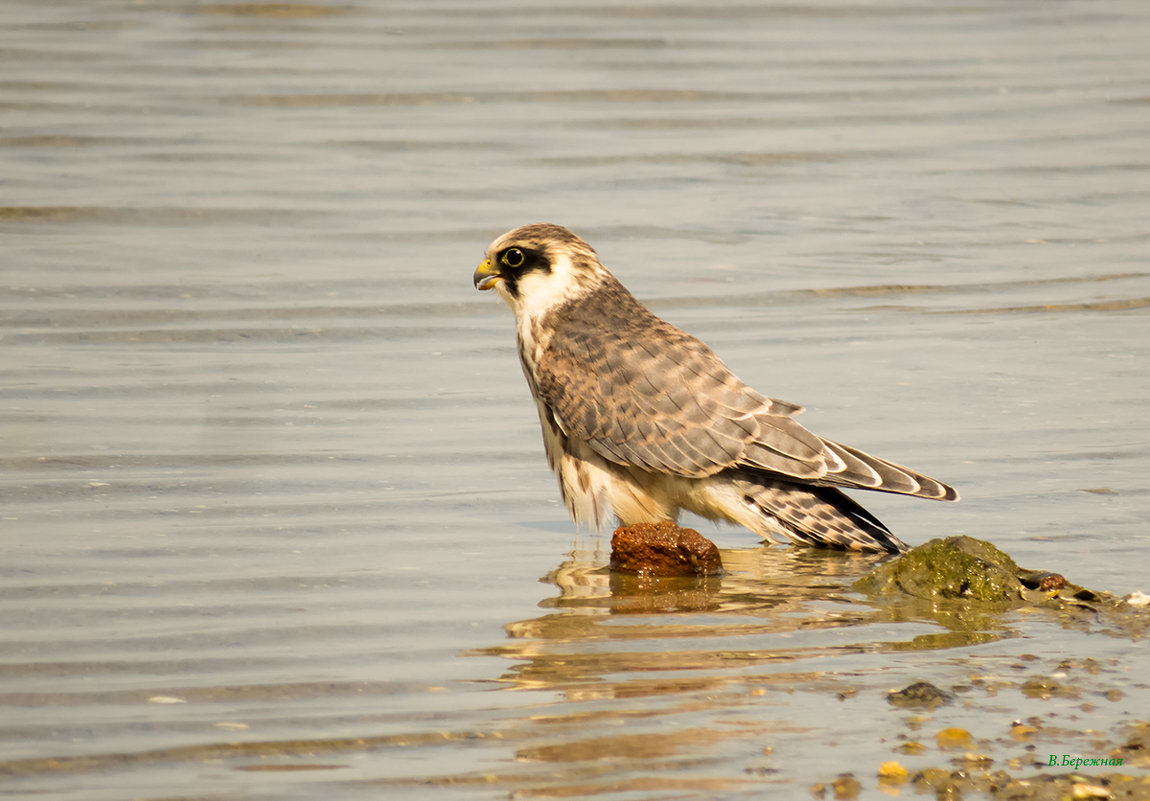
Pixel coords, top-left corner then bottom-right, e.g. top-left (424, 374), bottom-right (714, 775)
top-left (854, 536), bottom-right (1150, 638)
top-left (854, 535), bottom-right (1030, 603)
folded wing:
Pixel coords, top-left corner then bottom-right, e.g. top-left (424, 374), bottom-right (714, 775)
top-left (535, 282), bottom-right (957, 502)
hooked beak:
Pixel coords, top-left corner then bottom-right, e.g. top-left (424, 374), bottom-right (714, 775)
top-left (473, 258), bottom-right (502, 291)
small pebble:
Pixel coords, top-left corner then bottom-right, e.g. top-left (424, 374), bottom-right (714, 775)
top-left (1010, 723), bottom-right (1038, 740)
top-left (896, 741), bottom-right (927, 755)
top-left (935, 727), bottom-right (972, 750)
top-left (887, 681), bottom-right (954, 709)
top-left (1021, 678), bottom-right (1079, 700)
top-left (913, 767), bottom-right (952, 786)
top-left (1123, 591), bottom-right (1150, 607)
top-left (877, 760), bottom-right (908, 781)
top-left (961, 751), bottom-right (993, 766)
top-left (830, 774), bottom-right (861, 800)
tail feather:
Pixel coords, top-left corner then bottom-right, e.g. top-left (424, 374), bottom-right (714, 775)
top-left (730, 473), bottom-right (909, 554)
top-left (819, 439), bottom-right (958, 502)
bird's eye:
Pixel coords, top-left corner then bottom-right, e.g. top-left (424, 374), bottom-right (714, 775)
top-left (501, 248), bottom-right (526, 269)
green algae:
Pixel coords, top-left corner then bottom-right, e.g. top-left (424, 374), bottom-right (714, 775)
top-left (853, 536), bottom-right (1026, 603)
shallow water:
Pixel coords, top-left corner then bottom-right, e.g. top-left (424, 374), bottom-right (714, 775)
top-left (3, 1), bottom-right (1149, 799)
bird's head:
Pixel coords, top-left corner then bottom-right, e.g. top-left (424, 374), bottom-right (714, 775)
top-left (474, 223), bottom-right (606, 319)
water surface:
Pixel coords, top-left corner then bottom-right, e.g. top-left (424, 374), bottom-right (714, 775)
top-left (3, 1), bottom-right (1149, 799)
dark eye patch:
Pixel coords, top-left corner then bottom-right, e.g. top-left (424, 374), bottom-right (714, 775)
top-left (495, 245), bottom-right (550, 297)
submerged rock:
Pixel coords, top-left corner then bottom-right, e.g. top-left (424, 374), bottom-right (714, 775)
top-left (854, 536), bottom-right (1026, 602)
top-left (887, 681), bottom-right (955, 709)
top-left (851, 536), bottom-right (1150, 639)
top-left (853, 536), bottom-right (1098, 606)
top-left (935, 727), bottom-right (973, 750)
top-left (609, 521), bottom-right (723, 577)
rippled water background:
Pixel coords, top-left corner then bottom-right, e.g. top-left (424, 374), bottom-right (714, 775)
top-left (3, 1), bottom-right (1149, 799)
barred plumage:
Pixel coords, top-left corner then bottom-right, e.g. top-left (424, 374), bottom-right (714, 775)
top-left (474, 223), bottom-right (957, 553)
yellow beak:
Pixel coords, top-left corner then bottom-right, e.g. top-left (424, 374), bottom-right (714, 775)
top-left (473, 258), bottom-right (502, 291)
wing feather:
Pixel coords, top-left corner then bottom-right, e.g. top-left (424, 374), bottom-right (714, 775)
top-left (535, 279), bottom-right (828, 480)
top-left (533, 276), bottom-right (957, 501)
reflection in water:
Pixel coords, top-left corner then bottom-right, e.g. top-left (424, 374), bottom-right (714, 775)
top-left (477, 548), bottom-right (1007, 707)
top-left (438, 546), bottom-right (1019, 795)
top-left (0, 543), bottom-right (1021, 797)
top-left (487, 546), bottom-right (1009, 673)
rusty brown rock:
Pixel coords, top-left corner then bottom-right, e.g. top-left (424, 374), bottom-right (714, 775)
top-left (609, 521), bottom-right (722, 577)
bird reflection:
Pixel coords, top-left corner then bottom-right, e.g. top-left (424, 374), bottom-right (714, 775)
top-left (474, 543), bottom-right (1010, 695)
top-left (458, 542), bottom-right (1015, 795)
top-left (479, 545), bottom-right (888, 692)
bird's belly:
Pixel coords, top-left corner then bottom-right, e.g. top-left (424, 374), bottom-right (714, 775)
top-left (555, 443), bottom-right (672, 528)
top-left (550, 437), bottom-right (792, 543)
top-left (676, 476), bottom-right (792, 543)
top-left (534, 401), bottom-right (768, 533)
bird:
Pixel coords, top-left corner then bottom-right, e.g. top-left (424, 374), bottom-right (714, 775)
top-left (473, 223), bottom-right (957, 553)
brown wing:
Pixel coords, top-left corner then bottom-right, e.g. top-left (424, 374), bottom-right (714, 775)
top-left (534, 280), bottom-right (829, 480)
top-left (534, 277), bottom-right (958, 501)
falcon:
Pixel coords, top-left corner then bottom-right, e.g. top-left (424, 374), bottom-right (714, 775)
top-left (473, 223), bottom-right (957, 553)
